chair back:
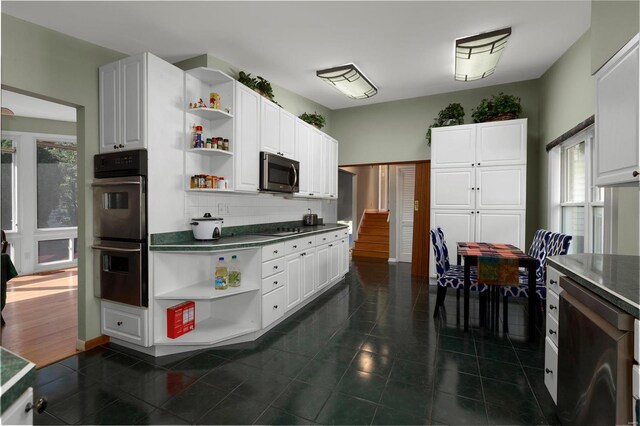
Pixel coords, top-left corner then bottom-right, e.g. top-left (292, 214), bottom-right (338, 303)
top-left (1, 230), bottom-right (7, 254)
top-left (547, 232), bottom-right (572, 257)
top-left (528, 229), bottom-right (551, 283)
top-left (430, 227), bottom-right (450, 277)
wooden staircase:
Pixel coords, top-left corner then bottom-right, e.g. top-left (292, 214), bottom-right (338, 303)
top-left (352, 211), bottom-right (389, 261)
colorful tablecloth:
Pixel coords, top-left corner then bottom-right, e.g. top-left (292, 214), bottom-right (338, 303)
top-left (457, 242), bottom-right (527, 285)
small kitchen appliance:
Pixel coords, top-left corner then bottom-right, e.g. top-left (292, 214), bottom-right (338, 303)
top-left (260, 152), bottom-right (299, 193)
top-left (303, 208), bottom-right (319, 226)
top-left (190, 213), bottom-right (223, 240)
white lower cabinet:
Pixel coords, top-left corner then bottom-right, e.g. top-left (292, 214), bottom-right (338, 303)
top-left (285, 252), bottom-right (303, 310)
top-left (329, 242), bottom-right (341, 283)
top-left (316, 243), bottom-right (330, 291)
top-left (302, 249), bottom-right (317, 300)
top-left (1, 387), bottom-right (33, 425)
top-left (101, 300), bottom-right (149, 347)
top-left (262, 286), bottom-right (285, 328)
top-left (340, 237), bottom-right (349, 275)
top-left (544, 266), bottom-right (563, 404)
top-left (544, 337), bottom-right (559, 404)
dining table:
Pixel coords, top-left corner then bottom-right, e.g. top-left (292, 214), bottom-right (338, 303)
top-left (456, 242), bottom-right (537, 339)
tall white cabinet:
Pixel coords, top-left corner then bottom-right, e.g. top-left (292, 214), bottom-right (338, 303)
top-left (430, 119), bottom-right (527, 276)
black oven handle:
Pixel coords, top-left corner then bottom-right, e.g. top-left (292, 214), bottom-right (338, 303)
top-left (91, 245), bottom-right (141, 253)
top-left (290, 164), bottom-right (298, 189)
top-left (92, 181), bottom-right (141, 187)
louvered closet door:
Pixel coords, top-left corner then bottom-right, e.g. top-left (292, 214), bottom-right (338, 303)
top-left (398, 166), bottom-right (415, 263)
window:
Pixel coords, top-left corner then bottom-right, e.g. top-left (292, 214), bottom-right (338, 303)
top-left (1, 138), bottom-right (17, 231)
top-left (37, 140), bottom-right (77, 229)
top-left (552, 126), bottom-right (603, 254)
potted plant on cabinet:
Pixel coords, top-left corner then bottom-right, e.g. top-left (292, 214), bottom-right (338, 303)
top-left (425, 103), bottom-right (465, 145)
top-left (238, 71), bottom-right (277, 104)
top-left (238, 71), bottom-right (257, 90)
top-left (471, 92), bottom-right (522, 123)
top-left (299, 112), bottom-right (326, 129)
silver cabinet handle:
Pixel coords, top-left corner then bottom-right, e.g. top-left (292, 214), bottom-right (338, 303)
top-left (91, 245), bottom-right (141, 252)
top-left (92, 181), bottom-right (141, 187)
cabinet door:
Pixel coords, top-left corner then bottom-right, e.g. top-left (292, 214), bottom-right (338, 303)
top-left (431, 125), bottom-right (476, 168)
top-left (475, 165), bottom-right (526, 210)
top-left (302, 249), bottom-right (316, 300)
top-left (295, 119), bottom-right (312, 195)
top-left (279, 109), bottom-right (296, 159)
top-left (1, 386), bottom-right (33, 426)
top-left (595, 35), bottom-right (639, 186)
top-left (430, 210), bottom-right (475, 276)
top-left (310, 128), bottom-right (325, 196)
top-left (120, 54), bottom-right (146, 150)
top-left (324, 136), bottom-right (338, 199)
top-left (99, 60), bottom-right (120, 153)
top-left (260, 97), bottom-right (280, 155)
top-left (316, 243), bottom-right (330, 290)
top-left (234, 84), bottom-right (260, 192)
top-left (340, 237), bottom-right (349, 275)
top-left (431, 168), bottom-right (475, 209)
top-left (475, 210), bottom-right (525, 251)
top-left (285, 253), bottom-right (302, 311)
top-left (476, 119), bottom-right (526, 166)
top-left (329, 242), bottom-right (341, 283)
top-left (262, 286), bottom-right (285, 328)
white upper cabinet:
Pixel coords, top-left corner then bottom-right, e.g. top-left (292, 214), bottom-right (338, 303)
top-left (234, 83), bottom-right (261, 192)
top-left (475, 210), bottom-right (525, 250)
top-left (260, 97), bottom-right (281, 156)
top-left (279, 109), bottom-right (296, 159)
top-left (99, 53), bottom-right (146, 152)
top-left (476, 119), bottom-right (527, 166)
top-left (475, 165), bottom-right (526, 209)
top-left (310, 127), bottom-right (325, 196)
top-left (595, 34), bottom-right (640, 186)
top-left (323, 135), bottom-right (338, 199)
top-left (295, 118), bottom-right (312, 196)
top-left (431, 168), bottom-right (475, 209)
top-left (431, 125), bottom-right (476, 168)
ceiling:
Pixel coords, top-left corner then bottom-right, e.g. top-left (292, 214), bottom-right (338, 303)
top-left (2, 90), bottom-right (76, 122)
top-left (2, 1), bottom-right (591, 110)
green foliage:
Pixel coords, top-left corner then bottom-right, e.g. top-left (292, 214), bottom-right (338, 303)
top-left (299, 112), bottom-right (326, 129)
top-left (471, 92), bottom-right (522, 123)
top-left (238, 71), bottom-right (257, 90)
top-left (255, 76), bottom-right (274, 101)
top-left (425, 103), bottom-right (465, 145)
top-left (37, 143), bottom-right (77, 227)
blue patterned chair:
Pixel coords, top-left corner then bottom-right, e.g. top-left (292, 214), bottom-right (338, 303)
top-left (431, 228), bottom-right (486, 317)
top-left (501, 230), bottom-right (572, 330)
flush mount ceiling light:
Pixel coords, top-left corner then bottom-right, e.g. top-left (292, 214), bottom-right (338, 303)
top-left (455, 27), bottom-right (511, 82)
top-left (316, 63), bottom-right (377, 99)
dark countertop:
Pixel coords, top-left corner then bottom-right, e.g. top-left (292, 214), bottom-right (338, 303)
top-left (0, 347), bottom-right (36, 414)
top-left (547, 254), bottom-right (640, 318)
top-left (150, 223), bottom-right (349, 252)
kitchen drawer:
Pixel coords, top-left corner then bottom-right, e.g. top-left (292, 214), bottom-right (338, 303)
top-left (547, 266), bottom-right (562, 294)
top-left (546, 289), bottom-right (561, 322)
top-left (262, 243), bottom-right (284, 262)
top-left (262, 286), bottom-right (285, 328)
top-left (1, 386), bottom-right (33, 425)
top-left (316, 232), bottom-right (332, 245)
top-left (547, 313), bottom-right (559, 347)
top-left (285, 236), bottom-right (315, 255)
top-left (544, 336), bottom-right (559, 404)
top-left (262, 257), bottom-right (285, 278)
top-left (101, 300), bottom-right (148, 346)
top-left (262, 271), bottom-right (286, 295)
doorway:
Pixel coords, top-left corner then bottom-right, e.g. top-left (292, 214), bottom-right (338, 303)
top-left (396, 166), bottom-right (415, 263)
top-left (1, 89), bottom-right (80, 366)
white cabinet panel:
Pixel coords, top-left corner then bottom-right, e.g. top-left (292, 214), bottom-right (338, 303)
top-left (260, 97), bottom-right (280, 155)
top-left (279, 109), bottom-right (296, 159)
top-left (340, 237), bottom-right (349, 276)
top-left (99, 61), bottom-right (119, 152)
top-left (302, 249), bottom-right (317, 300)
top-left (262, 271), bottom-right (286, 295)
top-left (121, 55), bottom-right (146, 148)
top-left (1, 386), bottom-right (33, 425)
top-left (430, 210), bottom-right (475, 275)
top-left (431, 168), bottom-right (475, 209)
top-left (595, 34), bottom-right (640, 186)
top-left (476, 119), bottom-right (526, 166)
top-left (431, 125), bottom-right (476, 168)
top-left (262, 286), bottom-right (285, 328)
top-left (329, 242), bottom-right (341, 283)
top-left (324, 135), bottom-right (338, 198)
top-left (316, 243), bottom-right (330, 291)
top-left (544, 337), bottom-right (559, 404)
top-left (310, 128), bottom-right (325, 196)
top-left (295, 119), bottom-right (312, 195)
top-left (475, 210), bottom-right (525, 250)
top-left (101, 301), bottom-right (149, 346)
top-left (234, 84), bottom-right (260, 192)
top-left (476, 165), bottom-right (526, 209)
top-left (285, 253), bottom-right (302, 311)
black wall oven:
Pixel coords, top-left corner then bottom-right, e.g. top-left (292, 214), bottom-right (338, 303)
top-left (92, 150), bottom-right (148, 307)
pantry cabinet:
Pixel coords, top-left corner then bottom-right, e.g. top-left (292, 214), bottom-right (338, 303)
top-left (430, 119), bottom-right (527, 276)
top-left (99, 53), bottom-right (146, 152)
top-left (595, 33), bottom-right (640, 186)
top-left (260, 98), bottom-right (295, 159)
top-left (234, 84), bottom-right (261, 192)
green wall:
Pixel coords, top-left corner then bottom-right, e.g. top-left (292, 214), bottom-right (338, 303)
top-left (174, 54), bottom-right (333, 133)
top-left (2, 116), bottom-right (76, 135)
top-left (591, 0), bottom-right (639, 74)
top-left (2, 13), bottom-right (126, 342)
top-left (331, 80), bottom-right (541, 245)
top-left (538, 30), bottom-right (595, 229)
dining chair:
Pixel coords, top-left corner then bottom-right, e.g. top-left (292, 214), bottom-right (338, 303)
top-left (431, 227), bottom-right (486, 317)
top-left (501, 230), bottom-right (572, 330)
top-left (1, 230), bottom-right (7, 254)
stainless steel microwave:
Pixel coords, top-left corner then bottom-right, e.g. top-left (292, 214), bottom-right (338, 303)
top-left (260, 152), bottom-right (299, 193)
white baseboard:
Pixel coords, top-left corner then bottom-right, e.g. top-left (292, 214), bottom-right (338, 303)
top-left (76, 339), bottom-right (86, 351)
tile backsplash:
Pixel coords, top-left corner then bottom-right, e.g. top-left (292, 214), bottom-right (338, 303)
top-left (185, 192), bottom-right (337, 227)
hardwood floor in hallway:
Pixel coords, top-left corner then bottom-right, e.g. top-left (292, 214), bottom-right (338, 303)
top-left (1, 268), bottom-right (79, 367)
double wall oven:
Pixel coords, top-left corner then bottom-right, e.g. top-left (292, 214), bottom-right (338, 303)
top-left (92, 150), bottom-right (148, 307)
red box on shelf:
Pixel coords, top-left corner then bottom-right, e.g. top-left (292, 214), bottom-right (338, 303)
top-left (167, 301), bottom-right (195, 339)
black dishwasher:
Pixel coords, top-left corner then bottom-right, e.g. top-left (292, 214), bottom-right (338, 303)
top-left (558, 277), bottom-right (634, 426)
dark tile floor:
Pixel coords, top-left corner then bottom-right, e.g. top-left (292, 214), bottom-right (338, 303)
top-left (32, 260), bottom-right (558, 425)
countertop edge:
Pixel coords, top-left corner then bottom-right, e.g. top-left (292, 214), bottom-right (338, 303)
top-left (1, 349), bottom-right (36, 415)
top-left (547, 257), bottom-right (640, 319)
